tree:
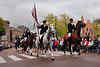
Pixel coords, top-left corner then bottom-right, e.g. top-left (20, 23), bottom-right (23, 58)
top-left (0, 17), bottom-right (6, 39)
top-left (45, 13), bottom-right (71, 37)
top-left (92, 18), bottom-right (100, 38)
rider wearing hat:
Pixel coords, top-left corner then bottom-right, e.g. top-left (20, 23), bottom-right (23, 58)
top-left (25, 28), bottom-right (31, 38)
top-left (68, 18), bottom-right (76, 40)
top-left (37, 20), bottom-right (48, 44)
top-left (15, 35), bottom-right (20, 43)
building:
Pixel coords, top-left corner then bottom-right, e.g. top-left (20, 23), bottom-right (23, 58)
top-left (1, 20), bottom-right (10, 42)
top-left (17, 25), bottom-right (28, 32)
top-left (84, 20), bottom-right (94, 37)
top-left (10, 27), bottom-right (23, 43)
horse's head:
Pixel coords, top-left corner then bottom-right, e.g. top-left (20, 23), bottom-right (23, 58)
top-left (46, 23), bottom-right (55, 34)
top-left (76, 21), bottom-right (86, 28)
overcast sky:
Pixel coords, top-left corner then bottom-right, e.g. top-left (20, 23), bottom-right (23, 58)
top-left (0, 0), bottom-right (100, 32)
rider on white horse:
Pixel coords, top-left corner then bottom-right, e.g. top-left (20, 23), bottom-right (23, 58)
top-left (37, 20), bottom-right (48, 46)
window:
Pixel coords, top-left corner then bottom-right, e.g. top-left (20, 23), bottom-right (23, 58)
top-left (86, 28), bottom-right (88, 31)
top-left (86, 32), bottom-right (87, 36)
top-left (88, 24), bottom-right (90, 26)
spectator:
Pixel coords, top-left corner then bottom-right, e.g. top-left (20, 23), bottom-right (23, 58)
top-left (83, 38), bottom-right (89, 53)
top-left (81, 38), bottom-right (85, 52)
top-left (52, 38), bottom-right (55, 51)
top-left (88, 38), bottom-right (93, 53)
top-left (55, 38), bottom-right (59, 51)
top-left (93, 37), bottom-right (98, 52)
top-left (59, 39), bottom-right (63, 51)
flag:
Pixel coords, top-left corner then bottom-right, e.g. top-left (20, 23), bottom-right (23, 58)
top-left (81, 14), bottom-right (84, 22)
top-left (31, 3), bottom-right (40, 28)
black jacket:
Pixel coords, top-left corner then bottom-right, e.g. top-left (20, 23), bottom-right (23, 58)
top-left (22, 34), bottom-right (26, 38)
top-left (25, 31), bottom-right (31, 37)
top-left (68, 23), bottom-right (76, 33)
top-left (38, 25), bottom-right (48, 35)
top-left (15, 36), bottom-right (19, 40)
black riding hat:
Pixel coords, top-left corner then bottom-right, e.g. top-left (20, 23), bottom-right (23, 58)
top-left (43, 20), bottom-right (46, 23)
top-left (70, 18), bottom-right (73, 21)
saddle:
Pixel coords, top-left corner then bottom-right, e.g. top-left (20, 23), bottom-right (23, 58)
top-left (66, 33), bottom-right (73, 40)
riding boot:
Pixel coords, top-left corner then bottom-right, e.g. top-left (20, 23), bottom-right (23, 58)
top-left (40, 36), bottom-right (43, 47)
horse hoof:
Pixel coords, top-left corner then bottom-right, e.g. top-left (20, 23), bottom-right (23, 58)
top-left (70, 54), bottom-right (73, 57)
top-left (30, 53), bottom-right (32, 56)
top-left (52, 57), bottom-right (54, 61)
top-left (45, 57), bottom-right (48, 60)
top-left (75, 56), bottom-right (78, 58)
top-left (78, 53), bottom-right (81, 55)
top-left (37, 55), bottom-right (39, 57)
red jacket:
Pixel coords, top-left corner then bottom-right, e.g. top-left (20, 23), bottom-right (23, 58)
top-left (55, 41), bottom-right (58, 46)
top-left (83, 41), bottom-right (89, 46)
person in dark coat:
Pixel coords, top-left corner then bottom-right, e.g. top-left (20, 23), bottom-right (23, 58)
top-left (15, 35), bottom-right (19, 40)
top-left (22, 32), bottom-right (26, 38)
top-left (25, 28), bottom-right (31, 38)
top-left (38, 20), bottom-right (48, 35)
top-left (68, 18), bottom-right (76, 38)
top-left (37, 20), bottom-right (48, 44)
top-left (15, 35), bottom-right (20, 43)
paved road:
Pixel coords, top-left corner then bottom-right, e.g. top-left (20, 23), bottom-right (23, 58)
top-left (0, 48), bottom-right (100, 67)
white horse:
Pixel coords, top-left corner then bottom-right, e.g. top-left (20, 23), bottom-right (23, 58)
top-left (35, 23), bottom-right (55, 60)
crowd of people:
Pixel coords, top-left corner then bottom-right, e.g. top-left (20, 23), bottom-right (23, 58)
top-left (81, 36), bottom-right (100, 54)
top-left (0, 42), bottom-right (15, 51)
top-left (52, 37), bottom-right (64, 51)
top-left (51, 36), bottom-right (100, 54)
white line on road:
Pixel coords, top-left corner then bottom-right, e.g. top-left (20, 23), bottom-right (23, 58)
top-left (0, 57), bottom-right (6, 64)
top-left (8, 55), bottom-right (23, 61)
top-left (19, 54), bottom-right (37, 59)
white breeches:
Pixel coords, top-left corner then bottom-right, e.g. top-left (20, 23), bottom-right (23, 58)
top-left (25, 37), bottom-right (27, 41)
top-left (40, 34), bottom-right (43, 39)
top-left (68, 33), bottom-right (71, 37)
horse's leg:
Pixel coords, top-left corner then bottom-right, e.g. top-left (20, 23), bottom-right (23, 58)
top-left (44, 45), bottom-right (47, 59)
top-left (74, 43), bottom-right (78, 58)
top-left (63, 41), bottom-right (66, 56)
top-left (37, 45), bottom-right (39, 57)
top-left (78, 44), bottom-right (82, 55)
top-left (29, 45), bottom-right (32, 56)
top-left (48, 45), bottom-right (51, 55)
top-left (50, 43), bottom-right (54, 60)
top-left (69, 43), bottom-right (73, 56)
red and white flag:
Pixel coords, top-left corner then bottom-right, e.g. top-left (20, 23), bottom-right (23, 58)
top-left (31, 3), bottom-right (40, 28)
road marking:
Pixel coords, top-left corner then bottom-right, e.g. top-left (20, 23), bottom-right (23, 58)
top-left (32, 53), bottom-right (43, 57)
top-left (8, 55), bottom-right (23, 61)
top-left (19, 54), bottom-right (37, 59)
top-left (53, 54), bottom-right (61, 56)
top-left (0, 57), bottom-right (6, 64)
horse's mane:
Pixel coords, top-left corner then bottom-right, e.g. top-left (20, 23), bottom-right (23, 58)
top-left (76, 21), bottom-right (80, 29)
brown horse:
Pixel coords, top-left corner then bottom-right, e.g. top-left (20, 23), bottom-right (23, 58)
top-left (21, 33), bottom-right (36, 55)
top-left (63, 21), bottom-right (86, 58)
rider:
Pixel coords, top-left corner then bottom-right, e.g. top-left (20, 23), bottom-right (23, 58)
top-left (37, 20), bottom-right (48, 45)
top-left (25, 28), bottom-right (31, 38)
top-left (15, 35), bottom-right (20, 43)
top-left (21, 32), bottom-right (26, 42)
top-left (68, 18), bottom-right (76, 41)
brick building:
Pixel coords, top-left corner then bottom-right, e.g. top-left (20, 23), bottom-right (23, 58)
top-left (10, 27), bottom-right (23, 43)
top-left (17, 25), bottom-right (28, 32)
top-left (84, 20), bottom-right (94, 37)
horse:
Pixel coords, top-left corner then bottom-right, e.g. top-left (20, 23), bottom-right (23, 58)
top-left (36, 23), bottom-right (55, 60)
top-left (63, 21), bottom-right (86, 58)
top-left (21, 33), bottom-right (36, 55)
